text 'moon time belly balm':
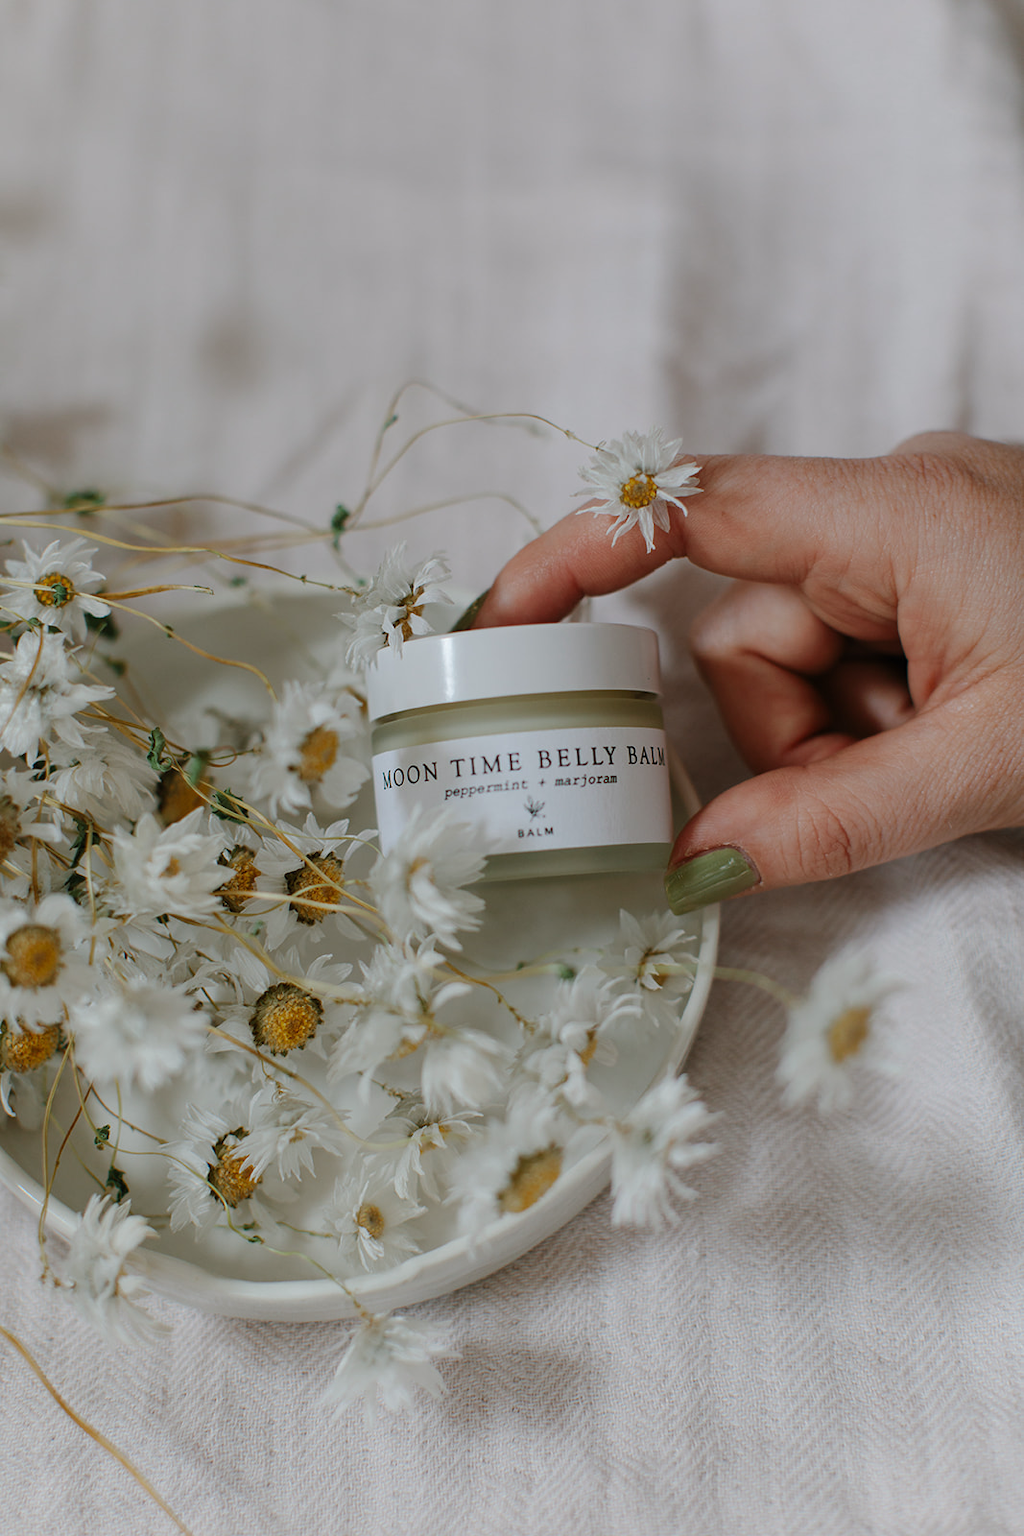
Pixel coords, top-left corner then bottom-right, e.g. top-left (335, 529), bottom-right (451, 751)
top-left (367, 623), bottom-right (674, 881)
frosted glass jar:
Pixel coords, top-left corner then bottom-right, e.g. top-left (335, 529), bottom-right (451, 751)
top-left (366, 623), bottom-right (675, 881)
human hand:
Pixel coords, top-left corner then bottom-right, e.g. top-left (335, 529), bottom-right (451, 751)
top-left (471, 431), bottom-right (1024, 912)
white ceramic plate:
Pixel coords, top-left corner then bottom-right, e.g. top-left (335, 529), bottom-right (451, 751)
top-left (0, 589), bottom-right (718, 1321)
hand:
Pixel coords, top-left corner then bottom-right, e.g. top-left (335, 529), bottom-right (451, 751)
top-left (472, 431), bottom-right (1024, 912)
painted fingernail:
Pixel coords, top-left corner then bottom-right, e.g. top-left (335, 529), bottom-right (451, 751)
top-left (664, 847), bottom-right (760, 914)
top-left (451, 589), bottom-right (491, 631)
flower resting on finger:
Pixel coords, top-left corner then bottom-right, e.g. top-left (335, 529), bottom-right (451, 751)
top-left (576, 428), bottom-right (701, 552)
top-left (776, 950), bottom-right (902, 1114)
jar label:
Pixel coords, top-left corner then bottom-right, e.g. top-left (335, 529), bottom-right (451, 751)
top-left (372, 725), bottom-right (673, 855)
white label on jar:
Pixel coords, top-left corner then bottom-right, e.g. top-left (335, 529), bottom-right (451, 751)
top-left (372, 726), bottom-right (673, 855)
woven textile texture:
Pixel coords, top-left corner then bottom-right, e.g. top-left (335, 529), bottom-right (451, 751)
top-left (2, 3), bottom-right (1024, 1533)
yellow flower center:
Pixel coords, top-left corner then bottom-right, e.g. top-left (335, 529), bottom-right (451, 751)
top-left (0, 795), bottom-right (20, 865)
top-left (158, 769), bottom-right (211, 826)
top-left (33, 571), bottom-right (76, 609)
top-left (295, 725), bottom-right (339, 784)
top-left (827, 1005), bottom-right (871, 1063)
top-left (284, 853), bottom-right (344, 925)
top-left (578, 1032), bottom-right (599, 1068)
top-left (249, 981), bottom-right (323, 1055)
top-left (208, 1136), bottom-right (260, 1207)
top-left (356, 1201), bottom-right (386, 1238)
top-left (388, 1029), bottom-right (424, 1061)
top-left (217, 847), bottom-right (262, 914)
top-left (0, 1020), bottom-right (61, 1072)
top-left (398, 585), bottom-right (426, 642)
top-left (3, 925), bottom-right (62, 989)
top-left (499, 1146), bottom-right (562, 1213)
top-left (619, 473), bottom-right (658, 509)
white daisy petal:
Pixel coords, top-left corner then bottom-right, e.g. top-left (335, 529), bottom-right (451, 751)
top-left (609, 1075), bottom-right (718, 1228)
top-left (2, 537), bottom-right (110, 642)
top-left (59, 1194), bottom-right (165, 1345)
top-left (324, 1313), bottom-right (453, 1426)
top-left (369, 803), bottom-right (486, 951)
top-left (576, 428), bottom-right (701, 552)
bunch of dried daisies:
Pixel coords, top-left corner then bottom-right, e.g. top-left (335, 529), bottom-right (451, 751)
top-left (0, 406), bottom-right (898, 1427)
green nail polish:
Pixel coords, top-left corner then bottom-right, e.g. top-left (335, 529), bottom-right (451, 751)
top-left (664, 847), bottom-right (759, 914)
top-left (451, 589), bottom-right (491, 632)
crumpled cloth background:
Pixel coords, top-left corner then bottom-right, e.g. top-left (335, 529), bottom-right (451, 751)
top-left (2, 3), bottom-right (1024, 1533)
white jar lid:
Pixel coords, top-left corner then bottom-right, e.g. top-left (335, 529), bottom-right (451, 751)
top-left (366, 622), bottom-right (663, 720)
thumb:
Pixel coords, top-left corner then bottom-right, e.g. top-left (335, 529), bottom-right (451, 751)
top-left (664, 691), bottom-right (1014, 911)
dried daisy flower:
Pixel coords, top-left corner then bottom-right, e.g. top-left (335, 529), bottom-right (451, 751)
top-left (327, 940), bottom-right (470, 1094)
top-left (521, 967), bottom-right (640, 1113)
top-left (1, 537), bottom-right (111, 641)
top-left (59, 1194), bottom-right (165, 1345)
top-left (284, 851), bottom-right (346, 926)
top-left (600, 909), bottom-right (697, 1030)
top-left (47, 725), bottom-right (157, 822)
top-left (0, 893), bottom-right (94, 1026)
top-left (70, 972), bottom-right (210, 1092)
top-left (576, 428), bottom-right (701, 552)
top-left (609, 1075), bottom-right (718, 1228)
top-left (417, 1026), bottom-right (511, 1117)
top-left (325, 1171), bottom-right (425, 1272)
top-left (207, 1128), bottom-right (263, 1209)
top-left (166, 1107), bottom-right (260, 1234)
top-left (255, 814), bottom-right (365, 948)
top-left (369, 803), bottom-right (486, 951)
top-left (246, 680), bottom-right (368, 818)
top-left (216, 844), bottom-right (263, 914)
top-left (249, 981), bottom-right (324, 1055)
top-left (0, 767), bottom-right (64, 861)
top-left (214, 948), bottom-right (351, 1065)
top-left (777, 951), bottom-right (902, 1113)
top-left (367, 1098), bottom-right (480, 1201)
top-left (0, 1019), bottom-right (62, 1074)
top-left (0, 628), bottom-right (113, 759)
top-left (324, 1312), bottom-right (453, 1427)
top-left (109, 809), bottom-right (227, 920)
top-left (238, 1082), bottom-right (350, 1181)
top-left (341, 545), bottom-right (452, 669)
top-left (452, 1091), bottom-right (571, 1232)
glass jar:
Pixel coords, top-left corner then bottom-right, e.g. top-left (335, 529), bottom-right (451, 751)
top-left (366, 623), bottom-right (674, 881)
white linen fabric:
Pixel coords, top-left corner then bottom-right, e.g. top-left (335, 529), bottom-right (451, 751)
top-left (2, 3), bottom-right (1024, 1532)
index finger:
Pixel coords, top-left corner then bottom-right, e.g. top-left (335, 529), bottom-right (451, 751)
top-left (475, 452), bottom-right (894, 627)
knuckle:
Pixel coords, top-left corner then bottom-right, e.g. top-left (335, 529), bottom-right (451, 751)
top-left (894, 448), bottom-right (977, 508)
top-left (789, 784), bottom-right (879, 882)
top-left (891, 429), bottom-right (971, 458)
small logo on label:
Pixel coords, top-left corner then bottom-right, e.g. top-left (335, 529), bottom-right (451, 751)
top-left (524, 796), bottom-right (546, 820)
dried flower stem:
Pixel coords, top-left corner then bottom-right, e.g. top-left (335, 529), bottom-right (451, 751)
top-left (204, 1026), bottom-right (367, 1144)
top-left (0, 1325), bottom-right (195, 1536)
top-left (37, 1042), bottom-right (73, 1264)
top-left (355, 411), bottom-right (593, 519)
